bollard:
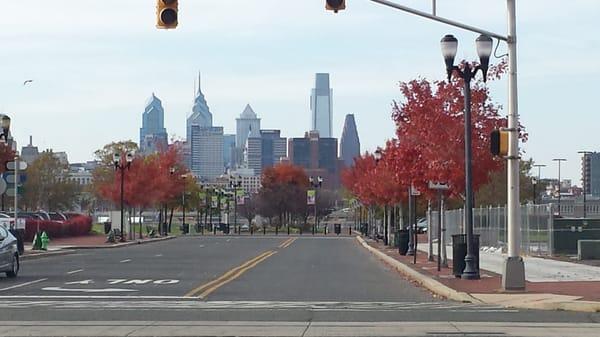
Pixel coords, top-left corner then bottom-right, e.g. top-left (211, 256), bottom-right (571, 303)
top-left (287, 225), bottom-right (290, 236)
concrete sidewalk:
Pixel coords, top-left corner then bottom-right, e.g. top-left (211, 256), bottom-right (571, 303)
top-left (417, 242), bottom-right (600, 282)
top-left (357, 235), bottom-right (600, 312)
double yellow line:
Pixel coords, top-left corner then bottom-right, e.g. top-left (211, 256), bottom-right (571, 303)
top-left (185, 250), bottom-right (276, 299)
top-left (278, 237), bottom-right (296, 249)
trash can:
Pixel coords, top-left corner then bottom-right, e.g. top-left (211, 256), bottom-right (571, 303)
top-left (397, 229), bottom-right (410, 255)
top-left (334, 224), bottom-right (341, 235)
top-left (452, 234), bottom-right (480, 277)
top-left (104, 222), bottom-right (111, 234)
top-left (181, 223), bottom-right (189, 234)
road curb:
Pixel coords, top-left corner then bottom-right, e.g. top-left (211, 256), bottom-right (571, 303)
top-left (59, 235), bottom-right (178, 249)
top-left (21, 249), bottom-right (77, 261)
top-left (355, 236), bottom-right (481, 304)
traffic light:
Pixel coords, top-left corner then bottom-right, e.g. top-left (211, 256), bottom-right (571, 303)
top-left (156, 0), bottom-right (178, 29)
top-left (490, 130), bottom-right (509, 157)
top-left (326, 0), bottom-right (346, 13)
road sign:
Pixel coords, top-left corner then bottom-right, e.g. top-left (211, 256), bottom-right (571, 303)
top-left (5, 188), bottom-right (19, 197)
top-left (6, 161), bottom-right (27, 171)
top-left (428, 181), bottom-right (450, 190)
top-left (410, 186), bottom-right (421, 196)
top-left (4, 173), bottom-right (26, 184)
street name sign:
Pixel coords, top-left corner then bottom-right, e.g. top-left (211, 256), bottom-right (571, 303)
top-left (6, 161), bottom-right (27, 171)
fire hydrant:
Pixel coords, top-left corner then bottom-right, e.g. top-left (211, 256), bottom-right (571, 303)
top-left (40, 231), bottom-right (50, 251)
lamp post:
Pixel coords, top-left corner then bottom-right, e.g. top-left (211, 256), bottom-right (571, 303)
top-left (309, 176), bottom-right (323, 235)
top-left (113, 151), bottom-right (134, 242)
top-left (230, 175), bottom-right (242, 234)
top-left (578, 151), bottom-right (592, 218)
top-left (441, 33), bottom-right (492, 280)
top-left (0, 114), bottom-right (11, 212)
top-left (552, 158), bottom-right (566, 216)
top-left (374, 149), bottom-right (387, 244)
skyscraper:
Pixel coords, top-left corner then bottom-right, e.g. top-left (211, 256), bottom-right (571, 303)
top-left (223, 134), bottom-right (236, 170)
top-left (288, 130), bottom-right (341, 189)
top-left (310, 73), bottom-right (333, 138)
top-left (187, 73), bottom-right (213, 141)
top-left (139, 93), bottom-right (168, 153)
top-left (340, 114), bottom-right (360, 167)
top-left (236, 104), bottom-right (261, 148)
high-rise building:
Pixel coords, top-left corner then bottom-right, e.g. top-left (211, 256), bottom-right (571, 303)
top-left (139, 93), bottom-right (168, 153)
top-left (340, 114), bottom-right (360, 167)
top-left (310, 73), bottom-right (333, 138)
top-left (190, 125), bottom-right (224, 181)
top-left (20, 136), bottom-right (39, 165)
top-left (288, 130), bottom-right (341, 189)
top-left (223, 134), bottom-right (236, 170)
top-left (187, 73), bottom-right (213, 141)
top-left (236, 104), bottom-right (261, 148)
top-left (246, 137), bottom-right (262, 175)
top-left (582, 152), bottom-right (600, 197)
top-left (260, 130), bottom-right (287, 169)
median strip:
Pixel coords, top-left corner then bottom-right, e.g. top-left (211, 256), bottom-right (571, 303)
top-left (185, 250), bottom-right (276, 298)
top-left (278, 238), bottom-right (294, 248)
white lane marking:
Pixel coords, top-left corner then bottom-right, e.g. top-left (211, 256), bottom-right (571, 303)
top-left (0, 278), bottom-right (48, 292)
top-left (154, 254), bottom-right (163, 257)
top-left (199, 245), bottom-right (205, 248)
top-left (66, 269), bottom-right (84, 275)
top-left (120, 259), bottom-right (132, 263)
top-left (42, 287), bottom-right (139, 293)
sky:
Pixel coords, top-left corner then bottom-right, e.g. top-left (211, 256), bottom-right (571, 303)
top-left (1, 0), bottom-right (599, 184)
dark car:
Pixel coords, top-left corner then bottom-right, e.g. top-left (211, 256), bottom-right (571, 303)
top-left (0, 226), bottom-right (19, 278)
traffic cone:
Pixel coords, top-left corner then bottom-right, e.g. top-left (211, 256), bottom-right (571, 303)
top-left (40, 231), bottom-right (49, 251)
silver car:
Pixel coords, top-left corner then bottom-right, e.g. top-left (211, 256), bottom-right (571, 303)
top-left (0, 226), bottom-right (19, 278)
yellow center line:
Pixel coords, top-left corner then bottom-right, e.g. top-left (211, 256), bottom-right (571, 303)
top-left (184, 250), bottom-right (273, 298)
top-left (281, 237), bottom-right (297, 249)
top-left (197, 251), bottom-right (277, 299)
top-left (278, 238), bottom-right (293, 248)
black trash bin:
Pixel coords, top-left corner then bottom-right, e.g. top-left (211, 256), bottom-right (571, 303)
top-left (452, 234), bottom-right (480, 277)
top-left (181, 223), bottom-right (189, 234)
top-left (334, 224), bottom-right (341, 235)
top-left (104, 222), bottom-right (112, 234)
top-left (397, 229), bottom-right (410, 255)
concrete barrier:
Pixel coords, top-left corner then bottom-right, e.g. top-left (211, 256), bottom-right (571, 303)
top-left (578, 240), bottom-right (600, 260)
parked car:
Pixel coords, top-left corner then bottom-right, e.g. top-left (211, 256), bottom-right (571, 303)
top-left (416, 218), bottom-right (428, 234)
top-left (0, 225), bottom-right (19, 278)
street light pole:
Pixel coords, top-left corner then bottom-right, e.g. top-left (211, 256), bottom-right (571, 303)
top-left (553, 158), bottom-right (566, 216)
top-left (578, 151), bottom-right (592, 218)
top-left (441, 34), bottom-right (493, 280)
top-left (309, 176), bottom-right (323, 235)
top-left (114, 151), bottom-right (134, 242)
top-left (532, 164), bottom-right (546, 205)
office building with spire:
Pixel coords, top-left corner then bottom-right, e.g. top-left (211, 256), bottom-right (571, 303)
top-left (340, 114), bottom-right (360, 167)
top-left (310, 73), bottom-right (333, 138)
top-left (186, 73), bottom-right (224, 181)
top-left (139, 93), bottom-right (168, 154)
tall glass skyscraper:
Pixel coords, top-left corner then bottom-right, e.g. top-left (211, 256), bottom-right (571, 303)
top-left (310, 73), bottom-right (333, 138)
top-left (140, 93), bottom-right (168, 153)
top-left (340, 114), bottom-right (360, 167)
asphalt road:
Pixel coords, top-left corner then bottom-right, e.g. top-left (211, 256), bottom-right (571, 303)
top-left (1, 235), bottom-right (600, 335)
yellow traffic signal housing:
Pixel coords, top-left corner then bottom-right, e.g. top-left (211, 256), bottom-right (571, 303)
top-left (326, 0), bottom-right (346, 13)
top-left (156, 0), bottom-right (178, 29)
top-left (490, 130), bottom-right (509, 157)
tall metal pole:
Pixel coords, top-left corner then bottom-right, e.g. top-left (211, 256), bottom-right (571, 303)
top-left (234, 189), bottom-right (238, 235)
top-left (13, 155), bottom-right (19, 232)
top-left (120, 167), bottom-right (125, 242)
top-left (461, 65), bottom-right (479, 280)
top-left (502, 0), bottom-right (525, 290)
top-left (182, 177), bottom-right (186, 234)
top-left (552, 159), bottom-right (566, 216)
top-left (407, 187), bottom-right (415, 256)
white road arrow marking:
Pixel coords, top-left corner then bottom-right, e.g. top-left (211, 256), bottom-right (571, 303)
top-left (42, 287), bottom-right (138, 293)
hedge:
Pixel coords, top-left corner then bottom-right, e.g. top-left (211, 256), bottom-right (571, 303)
top-left (24, 214), bottom-right (93, 241)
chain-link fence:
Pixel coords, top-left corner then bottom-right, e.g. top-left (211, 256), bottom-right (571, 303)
top-left (429, 204), bottom-right (554, 256)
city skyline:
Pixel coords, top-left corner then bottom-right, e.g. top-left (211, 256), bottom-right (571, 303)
top-left (1, 1), bottom-right (599, 183)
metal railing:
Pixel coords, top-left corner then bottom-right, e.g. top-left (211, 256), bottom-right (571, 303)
top-left (429, 204), bottom-right (554, 256)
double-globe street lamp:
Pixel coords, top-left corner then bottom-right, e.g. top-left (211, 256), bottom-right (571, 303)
top-left (113, 151), bottom-right (134, 242)
top-left (309, 176), bottom-right (323, 235)
top-left (230, 175), bottom-right (242, 234)
top-left (441, 33), bottom-right (493, 280)
top-left (373, 149), bottom-right (387, 244)
top-left (171, 168), bottom-right (190, 235)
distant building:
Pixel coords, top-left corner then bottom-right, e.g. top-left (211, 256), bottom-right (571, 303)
top-left (223, 134), bottom-right (236, 170)
top-left (260, 130), bottom-right (287, 169)
top-left (340, 114), bottom-right (360, 167)
top-left (236, 104), bottom-right (261, 148)
top-left (53, 152), bottom-right (69, 166)
top-left (190, 125), bottom-right (224, 181)
top-left (288, 130), bottom-right (341, 189)
top-left (139, 93), bottom-right (168, 154)
top-left (68, 163), bottom-right (94, 185)
top-left (20, 136), bottom-right (39, 165)
top-left (582, 152), bottom-right (600, 197)
top-left (310, 73), bottom-right (333, 138)
top-left (187, 73), bottom-right (213, 141)
top-left (228, 167), bottom-right (262, 195)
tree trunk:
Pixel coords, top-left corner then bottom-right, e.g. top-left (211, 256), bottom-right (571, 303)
top-left (168, 207), bottom-right (174, 233)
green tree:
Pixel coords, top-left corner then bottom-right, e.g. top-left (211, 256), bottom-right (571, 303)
top-left (21, 150), bottom-right (80, 211)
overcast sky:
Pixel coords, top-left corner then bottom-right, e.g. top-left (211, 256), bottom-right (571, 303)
top-left (1, 0), bottom-right (599, 184)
